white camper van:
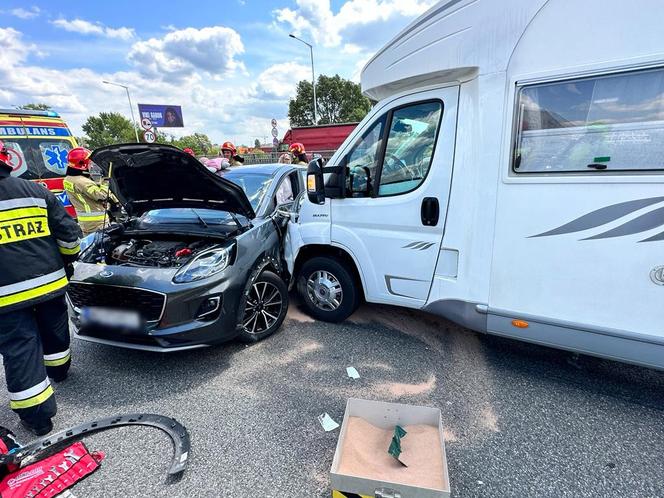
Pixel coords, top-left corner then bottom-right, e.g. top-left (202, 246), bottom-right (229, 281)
top-left (285, 0), bottom-right (664, 369)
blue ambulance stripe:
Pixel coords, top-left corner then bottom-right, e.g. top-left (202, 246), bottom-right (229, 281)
top-left (0, 127), bottom-right (71, 137)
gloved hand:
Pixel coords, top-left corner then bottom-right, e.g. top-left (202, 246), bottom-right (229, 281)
top-left (65, 263), bottom-right (75, 280)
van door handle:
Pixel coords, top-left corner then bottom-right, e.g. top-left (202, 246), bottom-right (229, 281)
top-left (421, 197), bottom-right (439, 226)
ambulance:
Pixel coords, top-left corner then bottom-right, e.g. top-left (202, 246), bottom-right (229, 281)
top-left (0, 109), bottom-right (77, 217)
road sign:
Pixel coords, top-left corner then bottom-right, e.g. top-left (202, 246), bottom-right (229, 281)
top-left (273, 137), bottom-right (279, 146)
top-left (271, 127), bottom-right (278, 138)
top-left (141, 117), bottom-right (153, 130)
top-left (271, 118), bottom-right (277, 127)
top-left (143, 130), bottom-right (156, 143)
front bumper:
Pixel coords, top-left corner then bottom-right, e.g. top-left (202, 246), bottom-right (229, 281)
top-left (69, 320), bottom-right (210, 352)
top-left (67, 263), bottom-right (246, 352)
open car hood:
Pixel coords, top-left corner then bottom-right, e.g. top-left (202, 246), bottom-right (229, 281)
top-left (90, 144), bottom-right (255, 218)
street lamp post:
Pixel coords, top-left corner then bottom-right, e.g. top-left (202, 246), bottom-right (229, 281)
top-left (102, 80), bottom-right (140, 143)
top-left (289, 34), bottom-right (318, 125)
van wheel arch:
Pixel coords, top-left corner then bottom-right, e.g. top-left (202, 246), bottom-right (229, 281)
top-left (294, 245), bottom-right (365, 301)
top-left (294, 245), bottom-right (364, 322)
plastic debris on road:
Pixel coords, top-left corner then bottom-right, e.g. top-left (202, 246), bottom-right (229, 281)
top-left (318, 413), bottom-right (340, 432)
top-left (346, 367), bottom-right (360, 379)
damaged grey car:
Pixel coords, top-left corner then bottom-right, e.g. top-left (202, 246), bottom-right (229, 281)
top-left (67, 144), bottom-right (303, 351)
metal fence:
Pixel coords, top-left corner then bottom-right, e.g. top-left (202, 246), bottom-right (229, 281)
top-left (233, 149), bottom-right (338, 165)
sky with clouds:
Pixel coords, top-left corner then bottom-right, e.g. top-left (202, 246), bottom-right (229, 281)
top-left (0, 0), bottom-right (435, 145)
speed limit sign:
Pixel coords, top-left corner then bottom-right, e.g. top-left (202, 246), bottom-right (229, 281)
top-left (143, 130), bottom-right (156, 143)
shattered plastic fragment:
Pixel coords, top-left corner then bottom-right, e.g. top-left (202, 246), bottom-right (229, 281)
top-left (318, 413), bottom-right (340, 432)
top-left (346, 367), bottom-right (360, 379)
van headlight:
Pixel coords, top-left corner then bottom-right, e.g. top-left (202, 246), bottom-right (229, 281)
top-left (173, 247), bottom-right (230, 283)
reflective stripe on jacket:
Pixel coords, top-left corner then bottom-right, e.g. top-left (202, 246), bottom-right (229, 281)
top-left (0, 168), bottom-right (82, 313)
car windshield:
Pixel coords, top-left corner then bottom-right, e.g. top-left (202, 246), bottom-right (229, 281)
top-left (220, 171), bottom-right (273, 211)
top-left (140, 208), bottom-right (238, 226)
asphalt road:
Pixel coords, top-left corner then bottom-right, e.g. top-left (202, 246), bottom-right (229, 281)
top-left (0, 300), bottom-right (663, 497)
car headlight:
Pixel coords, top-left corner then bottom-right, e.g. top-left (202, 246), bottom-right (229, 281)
top-left (173, 247), bottom-right (231, 283)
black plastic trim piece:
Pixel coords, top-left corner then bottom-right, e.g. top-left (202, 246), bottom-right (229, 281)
top-left (2, 413), bottom-right (190, 476)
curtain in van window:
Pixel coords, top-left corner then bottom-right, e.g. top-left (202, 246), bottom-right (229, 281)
top-left (514, 68), bottom-right (664, 173)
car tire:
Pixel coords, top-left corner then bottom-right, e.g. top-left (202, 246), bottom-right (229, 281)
top-left (237, 270), bottom-right (289, 343)
top-left (297, 256), bottom-right (360, 323)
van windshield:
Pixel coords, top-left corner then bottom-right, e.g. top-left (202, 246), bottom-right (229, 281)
top-left (3, 138), bottom-right (73, 180)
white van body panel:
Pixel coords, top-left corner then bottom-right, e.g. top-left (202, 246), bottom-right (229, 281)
top-left (289, 0), bottom-right (664, 369)
top-left (361, 0), bottom-right (548, 100)
top-left (330, 86), bottom-right (459, 307)
top-left (489, 0), bottom-right (664, 349)
top-left (284, 200), bottom-right (331, 275)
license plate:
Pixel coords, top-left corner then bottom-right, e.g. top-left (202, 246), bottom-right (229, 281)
top-left (80, 307), bottom-right (141, 330)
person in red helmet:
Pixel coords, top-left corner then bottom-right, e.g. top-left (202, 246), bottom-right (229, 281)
top-left (220, 141), bottom-right (244, 167)
top-left (289, 142), bottom-right (308, 165)
top-left (0, 141), bottom-right (9, 166)
top-left (183, 147), bottom-right (195, 156)
top-left (63, 147), bottom-right (115, 236)
top-left (0, 140), bottom-right (81, 435)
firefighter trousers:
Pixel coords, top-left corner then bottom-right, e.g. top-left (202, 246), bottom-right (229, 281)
top-left (0, 295), bottom-right (71, 426)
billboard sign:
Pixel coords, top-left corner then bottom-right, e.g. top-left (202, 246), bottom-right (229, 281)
top-left (137, 104), bottom-right (184, 128)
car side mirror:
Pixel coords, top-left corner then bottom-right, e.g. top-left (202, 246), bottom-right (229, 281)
top-left (307, 157), bottom-right (325, 205)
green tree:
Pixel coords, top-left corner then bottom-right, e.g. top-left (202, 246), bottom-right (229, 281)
top-left (172, 133), bottom-right (213, 155)
top-left (17, 103), bottom-right (52, 111)
top-left (254, 138), bottom-right (261, 148)
top-left (288, 74), bottom-right (372, 126)
top-left (82, 112), bottom-right (138, 149)
top-left (289, 81), bottom-right (315, 126)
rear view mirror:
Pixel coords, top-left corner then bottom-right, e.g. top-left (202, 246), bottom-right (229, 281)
top-left (307, 158), bottom-right (325, 205)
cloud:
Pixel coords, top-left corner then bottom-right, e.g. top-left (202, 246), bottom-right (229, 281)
top-left (51, 18), bottom-right (136, 40)
top-left (342, 43), bottom-right (362, 54)
top-left (105, 27), bottom-right (136, 40)
top-left (275, 0), bottom-right (435, 48)
top-left (256, 62), bottom-right (310, 99)
top-left (0, 27), bottom-right (286, 146)
top-left (127, 26), bottom-right (244, 82)
top-left (8, 7), bottom-right (41, 20)
top-left (0, 27), bottom-right (37, 66)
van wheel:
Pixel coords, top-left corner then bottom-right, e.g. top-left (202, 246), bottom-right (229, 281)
top-left (237, 271), bottom-right (289, 343)
top-left (297, 257), bottom-right (360, 323)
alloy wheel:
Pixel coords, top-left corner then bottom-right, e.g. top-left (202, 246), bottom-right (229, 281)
top-left (242, 281), bottom-right (284, 334)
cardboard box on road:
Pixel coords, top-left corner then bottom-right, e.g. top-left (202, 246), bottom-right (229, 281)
top-left (330, 398), bottom-right (450, 498)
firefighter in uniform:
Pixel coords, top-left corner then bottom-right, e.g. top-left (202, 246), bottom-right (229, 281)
top-left (289, 142), bottom-right (308, 165)
top-left (220, 142), bottom-right (245, 166)
top-left (63, 147), bottom-right (114, 236)
top-left (0, 141), bottom-right (82, 436)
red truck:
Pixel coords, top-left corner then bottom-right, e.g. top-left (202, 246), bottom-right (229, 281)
top-left (281, 122), bottom-right (358, 157)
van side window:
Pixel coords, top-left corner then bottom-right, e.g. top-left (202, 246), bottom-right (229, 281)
top-left (513, 67), bottom-right (664, 173)
top-left (378, 101), bottom-right (442, 196)
top-left (344, 116), bottom-right (386, 197)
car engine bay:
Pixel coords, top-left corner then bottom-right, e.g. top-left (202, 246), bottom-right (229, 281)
top-left (82, 235), bottom-right (218, 268)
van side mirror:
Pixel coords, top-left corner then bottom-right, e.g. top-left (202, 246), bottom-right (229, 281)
top-left (306, 157), bottom-right (325, 205)
top-left (348, 166), bottom-right (371, 197)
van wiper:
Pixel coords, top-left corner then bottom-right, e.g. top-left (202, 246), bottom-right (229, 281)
top-left (190, 208), bottom-right (209, 228)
